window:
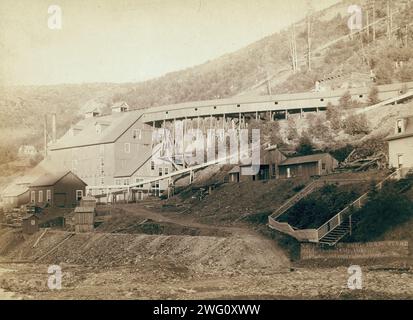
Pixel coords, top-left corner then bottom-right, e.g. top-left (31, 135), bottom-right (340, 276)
top-left (31, 191), bottom-right (35, 203)
top-left (136, 178), bottom-right (144, 188)
top-left (124, 179), bottom-right (129, 185)
top-left (100, 177), bottom-right (105, 185)
top-left (132, 129), bottom-right (138, 139)
top-left (76, 190), bottom-right (83, 201)
top-left (164, 167), bottom-right (169, 175)
top-left (115, 179), bottom-right (121, 185)
top-left (322, 163), bottom-right (326, 170)
top-left (38, 190), bottom-right (43, 203)
top-left (124, 143), bottom-right (130, 153)
top-left (46, 190), bottom-right (51, 202)
top-left (397, 120), bottom-right (403, 133)
top-left (159, 168), bottom-right (163, 176)
top-left (151, 161), bottom-right (155, 170)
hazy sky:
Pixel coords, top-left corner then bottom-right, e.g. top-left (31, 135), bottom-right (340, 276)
top-left (0, 0), bottom-right (338, 86)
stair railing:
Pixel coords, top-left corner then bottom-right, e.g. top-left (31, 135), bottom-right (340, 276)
top-left (316, 169), bottom-right (402, 241)
top-left (270, 180), bottom-right (321, 220)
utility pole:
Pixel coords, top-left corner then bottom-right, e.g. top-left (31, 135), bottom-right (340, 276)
top-left (372, 0), bottom-right (376, 41)
top-left (289, 24), bottom-right (297, 72)
top-left (307, 15), bottom-right (312, 71)
top-left (44, 114), bottom-right (48, 158)
top-left (366, 8), bottom-right (370, 40)
top-left (387, 0), bottom-right (392, 41)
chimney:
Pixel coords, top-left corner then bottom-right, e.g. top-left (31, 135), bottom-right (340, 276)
top-left (52, 113), bottom-right (57, 143)
top-left (44, 114), bottom-right (48, 157)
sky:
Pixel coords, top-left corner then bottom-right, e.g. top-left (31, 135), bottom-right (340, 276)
top-left (0, 0), bottom-right (339, 86)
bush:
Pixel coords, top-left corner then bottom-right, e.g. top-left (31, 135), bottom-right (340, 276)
top-left (338, 91), bottom-right (352, 108)
top-left (296, 134), bottom-right (314, 156)
top-left (397, 62), bottom-right (413, 82)
top-left (368, 86), bottom-right (380, 105)
top-left (327, 144), bottom-right (354, 162)
top-left (342, 113), bottom-right (371, 135)
top-left (348, 181), bottom-right (413, 242)
top-left (326, 102), bottom-right (343, 130)
top-left (374, 60), bottom-right (394, 85)
top-left (307, 115), bottom-right (330, 140)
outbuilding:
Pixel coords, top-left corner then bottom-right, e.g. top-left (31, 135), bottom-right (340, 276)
top-left (29, 171), bottom-right (87, 208)
top-left (228, 146), bottom-right (287, 182)
top-left (278, 153), bottom-right (338, 178)
top-left (22, 214), bottom-right (40, 234)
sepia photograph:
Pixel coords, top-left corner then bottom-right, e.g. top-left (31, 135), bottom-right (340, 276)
top-left (0, 0), bottom-right (413, 309)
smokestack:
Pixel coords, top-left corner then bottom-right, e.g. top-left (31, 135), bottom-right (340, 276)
top-left (52, 113), bottom-right (57, 142)
top-left (44, 114), bottom-right (48, 158)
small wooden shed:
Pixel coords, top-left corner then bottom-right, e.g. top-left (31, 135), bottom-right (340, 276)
top-left (22, 214), bottom-right (40, 234)
top-left (79, 196), bottom-right (97, 208)
top-left (74, 206), bottom-right (95, 233)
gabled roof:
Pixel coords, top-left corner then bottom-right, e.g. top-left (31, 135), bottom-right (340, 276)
top-left (2, 183), bottom-right (29, 197)
top-left (279, 153), bottom-right (335, 166)
top-left (1, 159), bottom-right (63, 197)
top-left (386, 116), bottom-right (413, 141)
top-left (30, 171), bottom-right (86, 187)
top-left (50, 109), bottom-right (144, 150)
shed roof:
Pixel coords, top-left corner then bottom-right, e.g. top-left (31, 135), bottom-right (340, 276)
top-left (30, 171), bottom-right (86, 187)
top-left (279, 153), bottom-right (334, 166)
top-left (2, 183), bottom-right (29, 197)
top-left (74, 206), bottom-right (95, 213)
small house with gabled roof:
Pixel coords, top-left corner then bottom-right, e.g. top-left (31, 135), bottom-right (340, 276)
top-left (29, 171), bottom-right (87, 208)
top-left (278, 153), bottom-right (338, 178)
top-left (386, 116), bottom-right (413, 171)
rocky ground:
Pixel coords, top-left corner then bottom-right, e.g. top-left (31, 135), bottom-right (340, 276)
top-left (1, 262), bottom-right (413, 299)
top-left (1, 184), bottom-right (413, 300)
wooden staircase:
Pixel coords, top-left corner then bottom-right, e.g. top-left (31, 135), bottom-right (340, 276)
top-left (318, 216), bottom-right (361, 245)
top-left (316, 169), bottom-right (406, 246)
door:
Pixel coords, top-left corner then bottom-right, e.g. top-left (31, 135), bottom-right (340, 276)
top-left (54, 193), bottom-right (66, 208)
top-left (398, 154), bottom-right (404, 168)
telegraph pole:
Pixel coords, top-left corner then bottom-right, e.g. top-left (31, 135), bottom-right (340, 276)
top-left (372, 0), bottom-right (376, 41)
top-left (307, 15), bottom-right (312, 71)
top-left (44, 114), bottom-right (48, 158)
